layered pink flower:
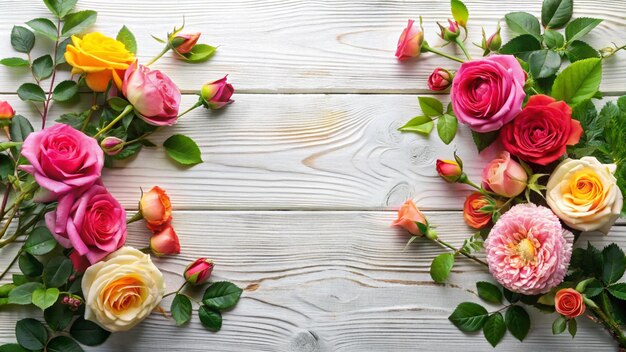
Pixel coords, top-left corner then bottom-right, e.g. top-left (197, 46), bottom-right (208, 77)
top-left (123, 61), bottom-right (181, 126)
top-left (484, 203), bottom-right (573, 295)
top-left (21, 124), bottom-right (103, 201)
top-left (46, 182), bottom-right (127, 270)
top-left (482, 151), bottom-right (527, 198)
top-left (451, 55), bottom-right (526, 133)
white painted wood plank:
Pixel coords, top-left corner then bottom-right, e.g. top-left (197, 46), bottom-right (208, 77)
top-left (0, 0), bottom-right (624, 93)
top-left (0, 211), bottom-right (622, 351)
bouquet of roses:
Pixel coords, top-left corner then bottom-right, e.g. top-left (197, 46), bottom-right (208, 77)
top-left (393, 0), bottom-right (626, 348)
top-left (0, 1), bottom-right (240, 350)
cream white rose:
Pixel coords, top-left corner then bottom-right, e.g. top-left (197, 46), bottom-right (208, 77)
top-left (546, 157), bottom-right (623, 234)
top-left (82, 247), bottom-right (166, 332)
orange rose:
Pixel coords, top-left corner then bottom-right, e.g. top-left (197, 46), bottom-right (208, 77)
top-left (65, 32), bottom-right (135, 92)
top-left (139, 186), bottom-right (172, 232)
top-left (555, 288), bottom-right (586, 319)
top-left (392, 200), bottom-right (427, 236)
top-left (463, 192), bottom-right (493, 229)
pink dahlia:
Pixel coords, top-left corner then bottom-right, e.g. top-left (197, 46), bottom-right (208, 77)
top-left (484, 203), bottom-right (573, 295)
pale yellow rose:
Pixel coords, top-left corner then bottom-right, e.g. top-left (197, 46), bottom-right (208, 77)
top-left (82, 247), bottom-right (165, 332)
top-left (546, 157), bottom-right (623, 234)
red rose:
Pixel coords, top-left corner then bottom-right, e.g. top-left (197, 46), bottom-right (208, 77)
top-left (500, 95), bottom-right (582, 165)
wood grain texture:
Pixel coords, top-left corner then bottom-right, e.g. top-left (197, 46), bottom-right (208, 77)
top-left (0, 0), bottom-right (624, 93)
top-left (0, 211), bottom-right (622, 351)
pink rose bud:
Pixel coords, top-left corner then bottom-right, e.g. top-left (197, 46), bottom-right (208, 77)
top-left (100, 136), bottom-right (124, 156)
top-left (172, 33), bottom-right (201, 54)
top-left (150, 225), bottom-right (181, 256)
top-left (438, 19), bottom-right (460, 41)
top-left (200, 75), bottom-right (234, 110)
top-left (391, 200), bottom-right (428, 236)
top-left (395, 19), bottom-right (424, 61)
top-left (436, 159), bottom-right (463, 183)
top-left (428, 68), bottom-right (453, 91)
top-left (184, 258), bottom-right (214, 285)
top-left (482, 151), bottom-right (528, 198)
top-left (0, 100), bottom-right (15, 120)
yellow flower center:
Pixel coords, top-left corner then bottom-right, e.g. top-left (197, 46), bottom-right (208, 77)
top-left (101, 275), bottom-right (145, 315)
top-left (505, 231), bottom-right (540, 268)
top-left (516, 238), bottom-right (536, 263)
top-left (568, 170), bottom-right (604, 207)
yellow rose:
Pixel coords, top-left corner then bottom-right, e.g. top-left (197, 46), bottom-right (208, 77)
top-left (65, 32), bottom-right (135, 92)
top-left (82, 247), bottom-right (165, 332)
top-left (546, 157), bottom-right (623, 234)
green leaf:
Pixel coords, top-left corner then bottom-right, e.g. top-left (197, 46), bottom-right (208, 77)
top-left (61, 10), bottom-right (97, 37)
top-left (568, 318), bottom-right (577, 337)
top-left (602, 243), bottom-right (625, 285)
top-left (565, 18), bottom-right (602, 42)
top-left (471, 130), bottom-right (499, 153)
top-left (116, 26), bottom-right (137, 54)
top-left (0, 57), bottom-right (29, 67)
top-left (451, 0), bottom-right (469, 27)
top-left (566, 40), bottom-right (600, 62)
top-left (108, 97), bottom-right (130, 112)
top-left (398, 115), bottom-right (434, 135)
top-left (499, 34), bottom-right (542, 60)
top-left (18, 253), bottom-right (43, 277)
top-left (43, 256), bottom-right (72, 288)
top-left (17, 83), bottom-right (45, 102)
top-left (529, 49), bottom-right (561, 79)
top-left (45, 300), bottom-right (75, 331)
top-left (551, 58), bottom-right (602, 106)
top-left (584, 279), bottom-right (604, 298)
top-left (11, 26), bottom-right (35, 53)
top-left (483, 313), bottom-right (506, 347)
top-left (476, 282), bottom-right (502, 304)
top-left (505, 12), bottom-right (541, 41)
top-left (43, 0), bottom-right (78, 18)
top-left (543, 30), bottom-right (565, 49)
top-left (26, 18), bottom-right (58, 41)
top-left (437, 114), bottom-right (457, 145)
top-left (552, 315), bottom-right (567, 334)
top-left (198, 306), bottom-right (222, 331)
top-left (24, 227), bottom-right (57, 256)
top-left (56, 37), bottom-right (71, 65)
top-left (15, 318), bottom-right (48, 350)
top-left (163, 134), bottom-right (203, 166)
top-left (430, 253), bottom-right (455, 283)
top-left (505, 305), bottom-right (530, 341)
top-left (70, 318), bottom-right (111, 346)
top-left (52, 80), bottom-right (78, 102)
top-left (181, 44), bottom-right (216, 63)
top-left (171, 294), bottom-right (192, 326)
top-left (448, 302), bottom-right (489, 332)
top-left (46, 336), bottom-right (83, 352)
top-left (8, 282), bottom-right (43, 305)
top-left (541, 0), bottom-right (573, 28)
top-left (418, 97), bottom-right (444, 117)
top-left (202, 281), bottom-right (243, 310)
top-left (32, 55), bottom-right (54, 80)
top-left (31, 287), bottom-right (59, 310)
top-left (608, 283), bottom-right (626, 300)
top-left (0, 344), bottom-right (29, 352)
top-left (0, 154), bottom-right (14, 181)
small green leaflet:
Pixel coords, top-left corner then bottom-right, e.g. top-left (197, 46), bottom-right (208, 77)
top-left (163, 134), bottom-right (203, 166)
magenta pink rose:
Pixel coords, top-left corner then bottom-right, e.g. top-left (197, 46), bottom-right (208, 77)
top-left (451, 55), bottom-right (526, 133)
top-left (200, 75), bottom-right (234, 110)
top-left (21, 124), bottom-right (103, 201)
top-left (46, 182), bottom-right (127, 270)
top-left (123, 61), bottom-right (181, 126)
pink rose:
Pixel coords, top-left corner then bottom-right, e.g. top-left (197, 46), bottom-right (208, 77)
top-left (123, 61), bottom-right (181, 126)
top-left (150, 225), bottom-right (181, 256)
top-left (0, 100), bottom-right (14, 120)
top-left (21, 124), bottom-right (103, 201)
top-left (200, 75), bottom-right (234, 110)
top-left (428, 68), bottom-right (453, 91)
top-left (451, 55), bottom-right (526, 133)
top-left (184, 258), bottom-right (214, 285)
top-left (395, 19), bottom-right (424, 61)
top-left (482, 151), bottom-right (528, 198)
top-left (46, 182), bottom-right (127, 270)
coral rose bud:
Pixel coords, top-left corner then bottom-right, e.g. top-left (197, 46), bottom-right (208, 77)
top-left (438, 19), bottom-right (461, 41)
top-left (392, 200), bottom-right (427, 236)
top-left (482, 151), bottom-right (528, 198)
top-left (150, 225), bottom-right (181, 256)
top-left (428, 68), bottom-right (453, 91)
top-left (555, 288), bottom-right (586, 319)
top-left (0, 100), bottom-right (15, 120)
top-left (436, 159), bottom-right (463, 183)
top-left (140, 186), bottom-right (172, 232)
top-left (184, 258), bottom-right (214, 285)
top-left (172, 33), bottom-right (201, 54)
top-left (100, 136), bottom-right (125, 156)
top-left (463, 192), bottom-right (494, 229)
top-left (395, 19), bottom-right (424, 61)
top-left (200, 75), bottom-right (234, 110)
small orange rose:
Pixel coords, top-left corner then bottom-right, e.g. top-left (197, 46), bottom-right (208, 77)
top-left (139, 186), bottom-right (172, 232)
top-left (555, 288), bottom-right (586, 319)
top-left (392, 200), bottom-right (427, 236)
top-left (463, 192), bottom-right (493, 229)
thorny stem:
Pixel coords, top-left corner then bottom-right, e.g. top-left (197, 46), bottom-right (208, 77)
top-left (590, 306), bottom-right (626, 347)
top-left (434, 238), bottom-right (489, 267)
top-left (41, 18), bottom-right (62, 129)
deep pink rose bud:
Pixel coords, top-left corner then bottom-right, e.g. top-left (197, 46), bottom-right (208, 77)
top-left (395, 19), bottom-right (424, 61)
top-left (428, 68), bottom-right (453, 91)
top-left (438, 19), bottom-right (460, 41)
top-left (100, 136), bottom-right (124, 156)
top-left (150, 225), bottom-right (181, 256)
top-left (200, 75), bottom-right (234, 110)
top-left (172, 33), bottom-right (201, 54)
top-left (436, 159), bottom-right (463, 183)
top-left (184, 258), bottom-right (214, 285)
top-left (0, 100), bottom-right (15, 120)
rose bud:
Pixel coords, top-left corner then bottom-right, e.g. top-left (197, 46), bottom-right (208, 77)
top-left (200, 76), bottom-right (234, 110)
top-left (463, 192), bottom-right (494, 229)
top-left (436, 159), bottom-right (463, 183)
top-left (392, 199), bottom-right (428, 236)
top-left (486, 23), bottom-right (502, 52)
top-left (555, 288), bottom-right (586, 319)
top-left (395, 19), bottom-right (424, 61)
top-left (150, 225), bottom-right (181, 256)
top-left (438, 19), bottom-right (460, 41)
top-left (172, 32), bottom-right (201, 54)
top-left (184, 258), bottom-right (214, 285)
top-left (0, 100), bottom-right (15, 120)
top-left (428, 68), bottom-right (453, 91)
top-left (100, 136), bottom-right (125, 156)
top-left (139, 186), bottom-right (172, 232)
top-left (482, 151), bottom-right (528, 198)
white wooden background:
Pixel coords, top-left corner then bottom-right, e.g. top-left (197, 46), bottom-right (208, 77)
top-left (0, 0), bottom-right (625, 350)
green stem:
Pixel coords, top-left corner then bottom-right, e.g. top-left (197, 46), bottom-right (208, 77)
top-left (455, 37), bottom-right (472, 60)
top-left (94, 105), bottom-right (134, 138)
top-left (423, 43), bottom-right (466, 63)
top-left (127, 211), bottom-right (143, 224)
top-left (0, 246), bottom-right (23, 281)
top-left (41, 18), bottom-right (62, 129)
top-left (122, 132), bottom-right (154, 147)
top-left (146, 45), bottom-right (171, 67)
top-left (530, 87), bottom-right (541, 95)
top-left (177, 101), bottom-right (203, 119)
top-left (591, 306), bottom-right (626, 347)
top-left (81, 93), bottom-right (99, 132)
top-left (434, 238), bottom-right (489, 267)
top-left (163, 282), bottom-right (188, 299)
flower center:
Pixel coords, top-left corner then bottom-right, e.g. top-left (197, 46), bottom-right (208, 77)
top-left (505, 231), bottom-right (540, 269)
top-left (516, 238), bottom-right (536, 263)
top-left (101, 275), bottom-right (145, 315)
top-left (568, 170), bottom-right (604, 207)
